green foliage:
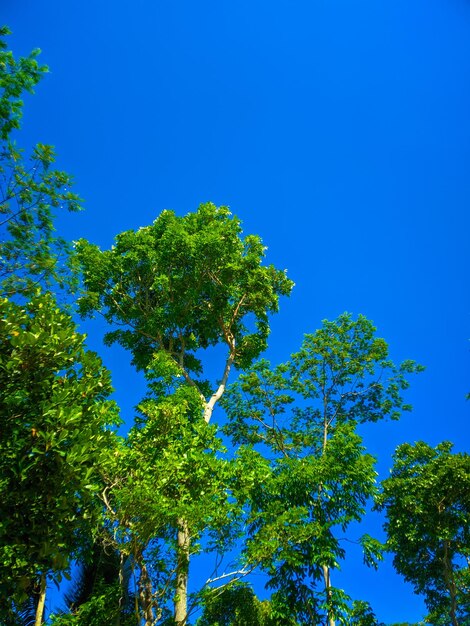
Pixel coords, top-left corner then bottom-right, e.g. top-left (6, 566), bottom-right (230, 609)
top-left (99, 367), bottom-right (244, 621)
top-left (378, 441), bottom-right (470, 625)
top-left (110, 391), bottom-right (237, 542)
top-left (76, 203), bottom-right (293, 373)
top-left (0, 28), bottom-right (118, 624)
top-left (289, 314), bottom-right (423, 422)
top-left (222, 314), bottom-right (422, 625)
top-left (49, 555), bottom-right (136, 626)
top-left (349, 600), bottom-right (385, 625)
top-left (196, 584), bottom-right (304, 626)
top-left (0, 27), bottom-right (81, 299)
top-left (196, 583), bottom-right (267, 626)
top-left (75, 203), bottom-right (293, 622)
top-left (0, 587), bottom-right (41, 626)
top-left (52, 542), bottom-right (136, 625)
top-left (0, 293), bottom-right (119, 607)
top-left (130, 397), bottom-right (235, 532)
top-left (50, 582), bottom-right (135, 626)
top-left (0, 26), bottom-right (46, 139)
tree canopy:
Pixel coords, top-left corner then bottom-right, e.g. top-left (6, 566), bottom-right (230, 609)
top-left (0, 26), bottom-right (81, 300)
top-left (0, 29), bottom-right (117, 625)
top-left (222, 314), bottom-right (422, 625)
top-left (0, 293), bottom-right (119, 618)
top-left (378, 441), bottom-right (470, 625)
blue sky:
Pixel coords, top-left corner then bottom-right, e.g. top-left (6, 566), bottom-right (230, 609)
top-left (4, 1), bottom-right (470, 622)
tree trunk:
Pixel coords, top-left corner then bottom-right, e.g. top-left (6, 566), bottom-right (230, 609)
top-left (322, 564), bottom-right (335, 626)
top-left (138, 560), bottom-right (155, 626)
top-left (443, 540), bottom-right (459, 626)
top-left (116, 551), bottom-right (125, 626)
top-left (173, 347), bottom-right (233, 624)
top-left (174, 518), bottom-right (190, 626)
top-left (321, 396), bottom-right (335, 626)
top-left (34, 575), bottom-right (46, 626)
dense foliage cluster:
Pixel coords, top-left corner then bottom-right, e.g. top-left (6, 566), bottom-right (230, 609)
top-left (378, 442), bottom-right (470, 626)
top-left (0, 28), bottom-right (468, 626)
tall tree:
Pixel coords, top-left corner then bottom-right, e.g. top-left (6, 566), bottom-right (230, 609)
top-left (378, 441), bottom-right (470, 626)
top-left (0, 293), bottom-right (119, 623)
top-left (0, 30), bottom-right (117, 625)
top-left (222, 314), bottom-right (422, 626)
top-left (76, 203), bottom-right (293, 624)
top-left (0, 26), bottom-right (81, 300)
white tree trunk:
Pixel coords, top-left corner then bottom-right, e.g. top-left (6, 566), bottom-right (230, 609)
top-left (34, 575), bottom-right (46, 626)
top-left (173, 342), bottom-right (235, 624)
top-left (174, 518), bottom-right (190, 626)
top-left (322, 564), bottom-right (335, 626)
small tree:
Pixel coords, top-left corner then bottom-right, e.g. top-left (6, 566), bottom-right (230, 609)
top-left (196, 583), bottom-right (269, 626)
top-left (378, 441), bottom-right (470, 626)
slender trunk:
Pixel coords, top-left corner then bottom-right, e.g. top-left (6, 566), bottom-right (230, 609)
top-left (321, 390), bottom-right (335, 626)
top-left (138, 560), bottom-right (155, 626)
top-left (449, 600), bottom-right (459, 626)
top-left (322, 565), bottom-right (335, 626)
top-left (202, 350), bottom-right (235, 424)
top-left (134, 594), bottom-right (140, 626)
top-left (116, 551), bottom-right (125, 626)
top-left (322, 414), bottom-right (328, 452)
top-left (173, 343), bottom-right (234, 624)
top-left (132, 560), bottom-right (141, 626)
top-left (34, 575), bottom-right (46, 626)
top-left (443, 540), bottom-right (459, 626)
top-left (174, 518), bottom-right (190, 626)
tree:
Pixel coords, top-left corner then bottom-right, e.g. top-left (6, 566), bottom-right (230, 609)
top-left (0, 293), bottom-right (119, 623)
top-left (0, 26), bottom-right (81, 300)
top-left (48, 542), bottom-right (136, 626)
top-left (196, 583), bottom-right (271, 626)
top-left (0, 29), bottom-right (121, 626)
top-left (101, 375), bottom-right (240, 625)
top-left (378, 441), bottom-right (470, 626)
top-left (76, 203), bottom-right (293, 624)
top-left (222, 314), bottom-right (422, 626)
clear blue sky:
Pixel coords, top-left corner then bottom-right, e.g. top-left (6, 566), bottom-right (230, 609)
top-left (4, 1), bottom-right (470, 622)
